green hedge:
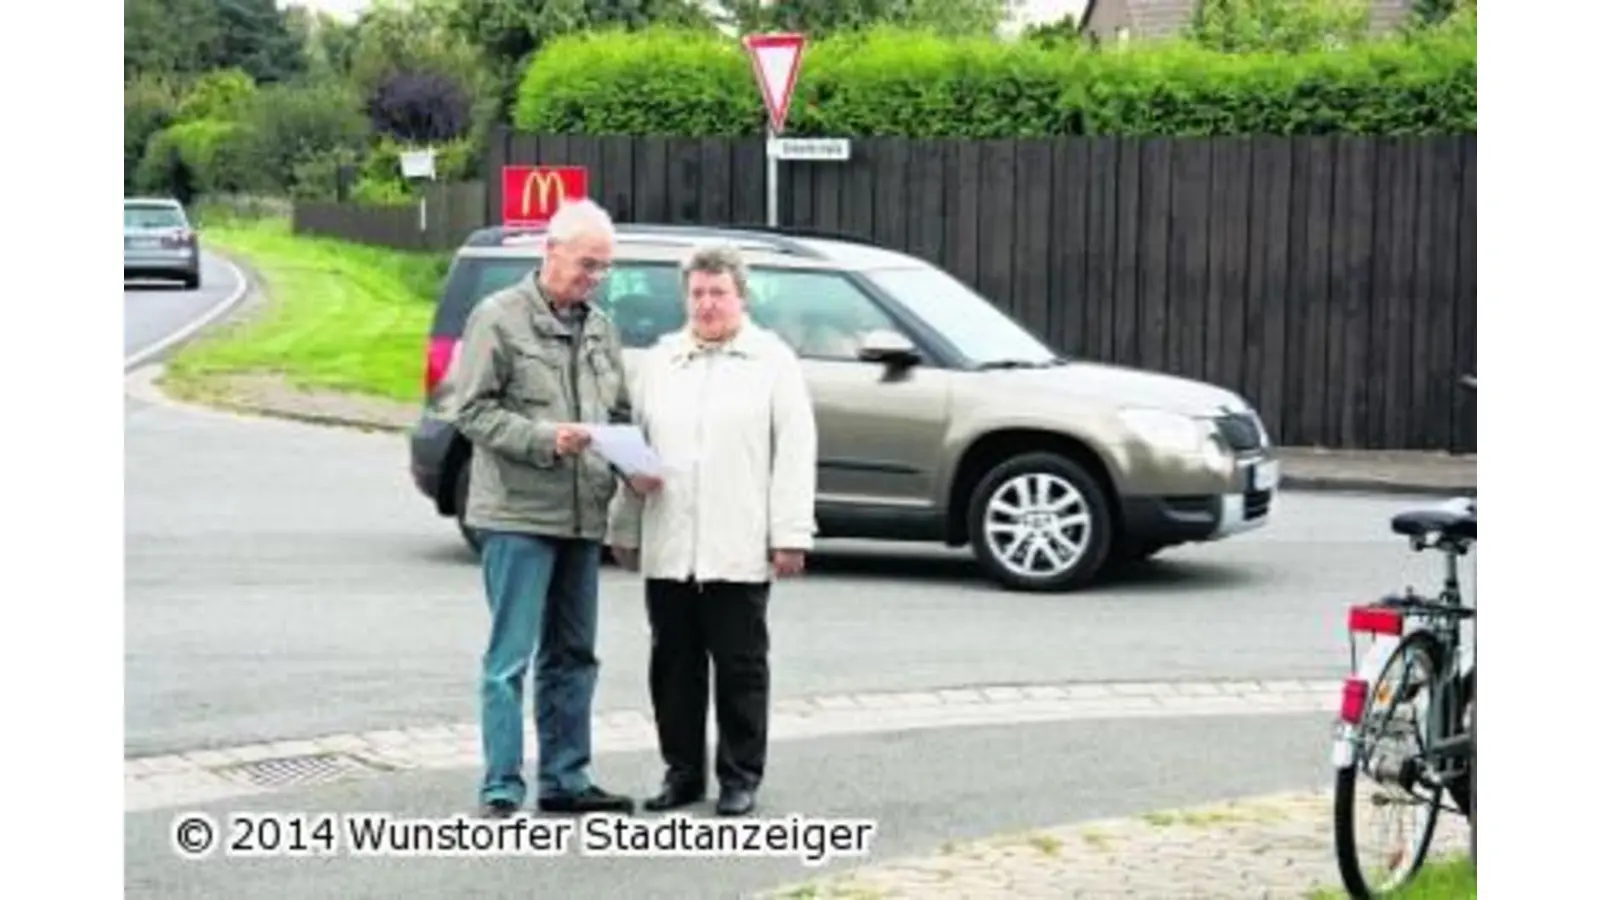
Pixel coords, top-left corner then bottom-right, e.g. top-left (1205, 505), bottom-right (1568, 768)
top-left (514, 26), bottom-right (1475, 137)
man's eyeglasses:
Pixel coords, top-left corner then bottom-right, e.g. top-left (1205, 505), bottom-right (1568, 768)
top-left (578, 258), bottom-right (612, 276)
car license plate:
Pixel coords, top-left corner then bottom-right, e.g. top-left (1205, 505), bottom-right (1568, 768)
top-left (128, 237), bottom-right (159, 249)
top-left (1250, 459), bottom-right (1280, 491)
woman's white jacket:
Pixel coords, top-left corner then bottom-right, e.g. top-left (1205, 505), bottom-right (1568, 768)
top-left (605, 320), bottom-right (818, 583)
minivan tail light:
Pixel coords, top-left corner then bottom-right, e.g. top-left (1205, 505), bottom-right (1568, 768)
top-left (161, 229), bottom-right (195, 248)
top-left (425, 337), bottom-right (460, 395)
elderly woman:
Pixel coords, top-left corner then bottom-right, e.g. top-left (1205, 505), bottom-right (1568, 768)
top-left (605, 242), bottom-right (818, 817)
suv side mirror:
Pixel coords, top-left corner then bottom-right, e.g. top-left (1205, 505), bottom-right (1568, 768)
top-left (857, 329), bottom-right (920, 367)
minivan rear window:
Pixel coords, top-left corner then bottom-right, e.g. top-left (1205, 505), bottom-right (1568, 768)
top-left (433, 258), bottom-right (538, 337)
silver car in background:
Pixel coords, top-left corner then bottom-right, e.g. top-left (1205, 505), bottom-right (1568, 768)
top-left (124, 197), bottom-right (201, 289)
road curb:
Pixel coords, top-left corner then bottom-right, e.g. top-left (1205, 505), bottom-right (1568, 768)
top-left (1279, 474), bottom-right (1475, 498)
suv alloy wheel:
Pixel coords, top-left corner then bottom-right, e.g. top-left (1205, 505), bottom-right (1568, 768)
top-left (967, 452), bottom-right (1113, 591)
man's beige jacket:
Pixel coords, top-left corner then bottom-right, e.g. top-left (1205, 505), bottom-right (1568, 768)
top-left (606, 319), bottom-right (818, 583)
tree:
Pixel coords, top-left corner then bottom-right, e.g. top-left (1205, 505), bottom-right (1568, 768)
top-left (213, 0), bottom-right (308, 83)
top-left (124, 0), bottom-right (223, 79)
top-left (1021, 11), bottom-right (1080, 47)
top-left (367, 71), bottom-right (474, 143)
top-left (449, 0), bottom-right (713, 67)
top-left (123, 0), bottom-right (306, 83)
top-left (1189, 0), bottom-right (1371, 54)
top-left (446, 0), bottom-right (715, 117)
top-left (720, 0), bottom-right (1014, 39)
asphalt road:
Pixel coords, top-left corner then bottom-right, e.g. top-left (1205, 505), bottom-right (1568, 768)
top-left (125, 713), bottom-right (1333, 900)
top-left (124, 252), bottom-right (244, 364)
top-left (124, 384), bottom-right (1471, 759)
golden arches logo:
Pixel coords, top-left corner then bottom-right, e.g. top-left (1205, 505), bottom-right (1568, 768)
top-left (520, 169), bottom-right (568, 218)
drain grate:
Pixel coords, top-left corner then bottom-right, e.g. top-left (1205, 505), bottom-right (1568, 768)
top-left (212, 752), bottom-right (383, 790)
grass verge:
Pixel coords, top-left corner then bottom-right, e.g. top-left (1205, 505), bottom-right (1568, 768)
top-left (164, 216), bottom-right (447, 405)
top-left (1308, 853), bottom-right (1475, 899)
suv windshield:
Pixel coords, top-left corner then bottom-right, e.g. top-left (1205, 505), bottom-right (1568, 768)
top-left (865, 267), bottom-right (1061, 367)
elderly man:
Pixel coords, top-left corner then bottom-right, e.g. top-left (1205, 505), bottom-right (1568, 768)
top-left (444, 199), bottom-right (635, 818)
top-left (606, 242), bottom-right (818, 817)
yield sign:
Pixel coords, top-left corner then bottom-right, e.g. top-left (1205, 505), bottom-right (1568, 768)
top-left (742, 33), bottom-right (806, 135)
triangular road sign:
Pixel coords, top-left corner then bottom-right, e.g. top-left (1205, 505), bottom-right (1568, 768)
top-left (742, 33), bottom-right (806, 136)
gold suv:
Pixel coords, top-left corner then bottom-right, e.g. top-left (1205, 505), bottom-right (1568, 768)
top-left (408, 225), bottom-right (1278, 592)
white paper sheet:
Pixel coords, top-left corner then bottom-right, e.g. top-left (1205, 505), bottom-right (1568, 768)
top-left (586, 424), bottom-right (664, 477)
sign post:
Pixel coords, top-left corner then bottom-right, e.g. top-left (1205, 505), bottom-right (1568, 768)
top-left (742, 33), bottom-right (806, 228)
top-left (399, 148), bottom-right (436, 234)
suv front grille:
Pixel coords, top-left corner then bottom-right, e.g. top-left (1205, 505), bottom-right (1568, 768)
top-left (1214, 413), bottom-right (1264, 452)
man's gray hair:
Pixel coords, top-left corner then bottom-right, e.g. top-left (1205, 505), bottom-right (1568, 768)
top-left (546, 198), bottom-right (616, 244)
top-left (681, 241), bottom-right (751, 298)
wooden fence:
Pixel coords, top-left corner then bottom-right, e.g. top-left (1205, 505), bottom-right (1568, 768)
top-left (299, 129), bottom-right (1477, 453)
top-left (292, 180), bottom-right (487, 253)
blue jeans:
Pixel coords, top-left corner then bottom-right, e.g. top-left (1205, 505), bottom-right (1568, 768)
top-left (478, 531), bottom-right (601, 806)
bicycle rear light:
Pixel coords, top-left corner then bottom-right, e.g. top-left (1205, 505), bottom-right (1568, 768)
top-left (1347, 605), bottom-right (1403, 636)
top-left (1340, 678), bottom-right (1368, 723)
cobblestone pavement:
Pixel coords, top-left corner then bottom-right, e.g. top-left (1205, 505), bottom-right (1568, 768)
top-left (125, 677), bottom-right (1338, 812)
top-left (756, 789), bottom-right (1472, 899)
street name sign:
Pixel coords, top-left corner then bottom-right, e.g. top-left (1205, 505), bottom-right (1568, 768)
top-left (767, 137), bottom-right (851, 162)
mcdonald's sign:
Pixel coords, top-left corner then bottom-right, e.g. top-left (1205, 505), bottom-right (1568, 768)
top-left (500, 165), bottom-right (589, 227)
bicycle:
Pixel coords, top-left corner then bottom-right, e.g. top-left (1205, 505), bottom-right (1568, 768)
top-left (1330, 493), bottom-right (1475, 898)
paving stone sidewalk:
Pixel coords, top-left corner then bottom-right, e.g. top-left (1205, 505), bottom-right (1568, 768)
top-left (136, 369), bottom-right (1475, 496)
top-left (756, 790), bottom-right (1472, 899)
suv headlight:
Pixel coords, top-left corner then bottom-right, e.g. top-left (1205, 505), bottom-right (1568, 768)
top-left (1119, 408), bottom-right (1214, 455)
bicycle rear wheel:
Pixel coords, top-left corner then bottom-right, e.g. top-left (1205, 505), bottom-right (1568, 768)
top-left (1334, 630), bottom-right (1446, 898)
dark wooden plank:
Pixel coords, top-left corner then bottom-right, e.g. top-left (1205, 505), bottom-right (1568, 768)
top-left (1247, 136), bottom-right (1293, 443)
top-left (839, 140), bottom-right (876, 242)
top-left (1085, 137), bottom-right (1118, 360)
top-left (1137, 138), bottom-right (1172, 371)
top-left (978, 140), bottom-right (1019, 316)
top-left (1364, 137), bottom-right (1401, 449)
top-left (730, 138), bottom-right (766, 227)
top-left (1333, 138), bottom-right (1377, 450)
top-left (1383, 140), bottom-right (1420, 449)
top-left (667, 136), bottom-right (701, 224)
top-left (1280, 139), bottom-right (1314, 445)
top-left (784, 156), bottom-right (813, 229)
top-left (567, 136), bottom-right (605, 211)
top-left (537, 134), bottom-right (571, 167)
top-left (873, 138), bottom-right (911, 253)
top-left (633, 137), bottom-right (671, 224)
top-left (1298, 137), bottom-right (1335, 447)
top-left (1451, 138), bottom-right (1476, 454)
top-left (600, 137), bottom-right (635, 222)
top-left (1211, 137), bottom-right (1253, 397)
top-left (698, 138), bottom-right (733, 225)
top-left (1410, 139), bottom-right (1445, 449)
top-left (1113, 138), bottom-right (1143, 365)
top-left (814, 157), bottom-right (843, 234)
top-left (1419, 138), bottom-right (1462, 452)
top-left (485, 125), bottom-right (509, 225)
top-left (1052, 138), bottom-right (1091, 356)
top-left (904, 139), bottom-right (944, 264)
top-left (1169, 138), bottom-right (1211, 382)
top-left (1013, 139), bottom-right (1054, 347)
top-left (945, 140), bottom-right (984, 291)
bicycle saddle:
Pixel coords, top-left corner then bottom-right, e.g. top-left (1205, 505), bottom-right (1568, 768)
top-left (1391, 500), bottom-right (1476, 541)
